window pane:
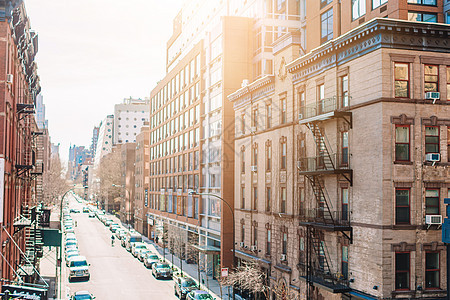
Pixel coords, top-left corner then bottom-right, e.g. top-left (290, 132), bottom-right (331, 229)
top-left (395, 144), bottom-right (409, 161)
top-left (426, 127), bottom-right (439, 136)
top-left (426, 252), bottom-right (439, 269)
top-left (396, 190), bottom-right (409, 206)
top-left (395, 64), bottom-right (409, 80)
top-left (396, 127), bottom-right (409, 143)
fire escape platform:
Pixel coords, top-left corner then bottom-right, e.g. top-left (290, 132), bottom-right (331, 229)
top-left (299, 275), bottom-right (351, 293)
top-left (299, 111), bottom-right (352, 126)
top-left (299, 221), bottom-right (352, 232)
top-left (298, 168), bottom-right (352, 176)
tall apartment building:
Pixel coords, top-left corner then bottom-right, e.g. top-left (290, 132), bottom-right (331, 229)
top-left (146, 0), bottom-right (303, 277)
top-left (93, 115), bottom-right (114, 169)
top-left (0, 0), bottom-right (43, 284)
top-left (113, 97), bottom-right (150, 144)
top-left (229, 3), bottom-right (449, 300)
top-left (135, 124), bottom-right (150, 236)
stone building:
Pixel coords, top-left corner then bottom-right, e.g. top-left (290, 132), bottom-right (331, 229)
top-left (229, 18), bottom-right (450, 300)
top-left (135, 124), bottom-right (150, 236)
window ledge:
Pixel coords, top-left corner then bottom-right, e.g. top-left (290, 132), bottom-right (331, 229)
top-left (394, 161), bottom-right (413, 165)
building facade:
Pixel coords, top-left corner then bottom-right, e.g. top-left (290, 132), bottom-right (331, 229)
top-left (146, 0), bottom-right (303, 277)
top-left (135, 124), bottom-right (149, 236)
top-left (230, 15), bottom-right (450, 300)
top-left (120, 143), bottom-right (136, 226)
top-left (113, 97), bottom-right (149, 144)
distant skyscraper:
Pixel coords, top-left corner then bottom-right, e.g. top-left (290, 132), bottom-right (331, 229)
top-left (94, 115), bottom-right (114, 169)
top-left (35, 94), bottom-right (46, 129)
top-left (113, 97), bottom-right (149, 144)
top-left (91, 126), bottom-right (99, 156)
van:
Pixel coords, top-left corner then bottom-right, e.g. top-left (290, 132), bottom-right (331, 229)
top-left (125, 233), bottom-right (142, 251)
top-left (68, 256), bottom-right (90, 281)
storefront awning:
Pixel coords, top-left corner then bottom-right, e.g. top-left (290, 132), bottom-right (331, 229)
top-left (191, 244), bottom-right (221, 254)
top-left (349, 290), bottom-right (378, 300)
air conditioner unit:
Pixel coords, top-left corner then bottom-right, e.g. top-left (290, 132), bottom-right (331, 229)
top-left (280, 254), bottom-right (287, 261)
top-left (425, 92), bottom-right (440, 101)
top-left (425, 215), bottom-right (442, 225)
top-left (251, 165), bottom-right (257, 172)
top-left (250, 127), bottom-right (257, 133)
top-left (298, 113), bottom-right (303, 120)
top-left (6, 74), bottom-right (13, 84)
top-left (251, 245), bottom-right (257, 251)
top-left (425, 153), bottom-right (440, 162)
top-left (240, 242), bottom-right (245, 247)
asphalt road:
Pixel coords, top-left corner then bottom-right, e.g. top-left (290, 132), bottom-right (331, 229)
top-left (63, 194), bottom-right (177, 299)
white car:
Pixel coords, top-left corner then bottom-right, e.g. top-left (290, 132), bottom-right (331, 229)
top-left (131, 242), bottom-right (148, 257)
top-left (68, 256), bottom-right (90, 281)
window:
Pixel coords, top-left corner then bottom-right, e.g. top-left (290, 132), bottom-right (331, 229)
top-left (253, 147), bottom-right (258, 167)
top-left (280, 187), bottom-right (286, 213)
top-left (266, 229), bottom-right (271, 255)
top-left (282, 232), bottom-right (287, 255)
top-left (342, 246), bottom-right (348, 280)
top-left (341, 75), bottom-right (349, 107)
top-left (280, 97), bottom-right (286, 124)
top-left (252, 108), bottom-right (258, 130)
top-left (448, 127), bottom-right (450, 162)
top-left (425, 126), bottom-right (439, 154)
top-left (299, 188), bottom-right (305, 216)
top-left (241, 223), bottom-right (245, 243)
top-left (266, 144), bottom-right (272, 171)
top-left (395, 125), bottom-right (410, 161)
top-left (253, 187), bottom-right (258, 210)
top-left (352, 0), bottom-right (366, 20)
top-left (372, 0), bottom-right (388, 9)
top-left (266, 103), bottom-right (272, 129)
top-left (266, 187), bottom-right (271, 212)
top-left (395, 252), bottom-right (410, 290)
top-left (394, 63), bottom-right (409, 98)
top-left (241, 186), bottom-right (245, 209)
top-left (424, 65), bottom-right (439, 93)
top-left (318, 84), bottom-right (325, 113)
top-left (425, 189), bottom-right (439, 215)
top-left (395, 189), bottom-right (410, 224)
top-left (281, 141), bottom-right (287, 169)
top-left (321, 8), bottom-right (333, 44)
top-left (241, 149), bottom-right (245, 173)
top-left (321, 0), bottom-right (332, 8)
top-left (407, 0), bottom-right (437, 4)
top-left (408, 12), bottom-right (437, 23)
top-left (342, 188), bottom-right (349, 221)
top-left (253, 224), bottom-right (257, 246)
top-left (298, 91), bottom-right (305, 117)
top-left (341, 131), bottom-right (349, 165)
top-left (447, 67), bottom-right (450, 100)
top-left (241, 113), bottom-right (245, 134)
top-left (425, 252), bottom-right (440, 289)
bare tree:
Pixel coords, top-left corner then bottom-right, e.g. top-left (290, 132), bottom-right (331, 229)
top-left (42, 156), bottom-right (70, 206)
top-left (96, 150), bottom-right (121, 211)
top-left (220, 261), bottom-right (270, 300)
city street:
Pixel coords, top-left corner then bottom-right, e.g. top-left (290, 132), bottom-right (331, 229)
top-left (63, 195), bottom-right (177, 299)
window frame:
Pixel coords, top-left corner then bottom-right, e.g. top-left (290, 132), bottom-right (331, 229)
top-left (280, 97), bottom-right (287, 124)
top-left (395, 188), bottom-right (410, 225)
top-left (424, 64), bottom-right (439, 93)
top-left (395, 252), bottom-right (410, 290)
top-left (266, 228), bottom-right (271, 255)
top-left (425, 251), bottom-right (440, 289)
top-left (280, 187), bottom-right (287, 213)
top-left (407, 0), bottom-right (437, 5)
top-left (266, 186), bottom-right (271, 212)
top-left (425, 126), bottom-right (440, 154)
top-left (395, 125), bottom-right (411, 162)
top-left (394, 62), bottom-right (410, 98)
top-left (352, 0), bottom-right (366, 20)
top-left (320, 8), bottom-right (333, 44)
top-left (425, 188), bottom-right (440, 215)
top-left (372, 0), bottom-right (388, 10)
top-left (281, 141), bottom-right (287, 170)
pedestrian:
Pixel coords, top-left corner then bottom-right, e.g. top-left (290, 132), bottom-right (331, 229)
top-left (155, 236), bottom-right (159, 244)
top-left (75, 220), bottom-right (77, 227)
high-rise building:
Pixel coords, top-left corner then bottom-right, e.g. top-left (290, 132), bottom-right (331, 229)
top-left (91, 126), bottom-right (99, 157)
top-left (93, 115), bottom-right (114, 169)
top-left (146, 0), bottom-right (302, 277)
top-left (113, 97), bottom-right (150, 145)
top-left (35, 94), bottom-right (45, 129)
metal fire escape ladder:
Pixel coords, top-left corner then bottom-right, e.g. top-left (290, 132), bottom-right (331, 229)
top-left (306, 123), bottom-right (335, 170)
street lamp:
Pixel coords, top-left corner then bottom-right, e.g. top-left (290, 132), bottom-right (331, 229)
top-left (188, 191), bottom-right (235, 271)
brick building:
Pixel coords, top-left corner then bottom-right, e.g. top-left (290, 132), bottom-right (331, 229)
top-left (134, 124), bottom-right (149, 236)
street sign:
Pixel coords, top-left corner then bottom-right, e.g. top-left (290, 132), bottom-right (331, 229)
top-left (221, 267), bottom-right (228, 277)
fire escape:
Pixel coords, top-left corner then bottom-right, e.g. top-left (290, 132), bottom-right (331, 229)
top-left (297, 96), bottom-right (353, 296)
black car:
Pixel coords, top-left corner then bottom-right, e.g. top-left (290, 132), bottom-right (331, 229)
top-left (174, 277), bottom-right (198, 299)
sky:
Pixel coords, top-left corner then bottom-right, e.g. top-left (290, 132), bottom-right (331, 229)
top-left (25, 0), bottom-right (184, 162)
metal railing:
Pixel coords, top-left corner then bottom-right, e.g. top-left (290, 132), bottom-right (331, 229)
top-left (297, 152), bottom-right (350, 172)
top-left (298, 208), bottom-right (350, 226)
top-left (299, 95), bottom-right (351, 120)
top-left (297, 262), bottom-right (350, 287)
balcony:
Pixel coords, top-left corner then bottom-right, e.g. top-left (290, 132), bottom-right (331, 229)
top-left (299, 208), bottom-right (351, 231)
top-left (298, 263), bottom-right (351, 294)
top-left (297, 152), bottom-right (351, 175)
top-left (299, 96), bottom-right (351, 125)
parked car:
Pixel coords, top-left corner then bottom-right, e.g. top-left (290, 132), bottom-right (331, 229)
top-left (144, 253), bottom-right (160, 268)
top-left (68, 256), bottom-right (90, 282)
top-left (152, 262), bottom-right (173, 279)
top-left (110, 225), bottom-right (120, 233)
top-left (82, 207), bottom-right (89, 213)
top-left (174, 277), bottom-right (198, 299)
top-left (131, 242), bottom-right (148, 257)
top-left (66, 251), bottom-right (80, 266)
top-left (186, 290), bottom-right (215, 300)
top-left (136, 249), bottom-right (151, 261)
top-left (65, 240), bottom-right (78, 250)
top-left (70, 208), bottom-right (81, 213)
top-left (88, 212), bottom-right (95, 218)
top-left (71, 291), bottom-right (95, 300)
